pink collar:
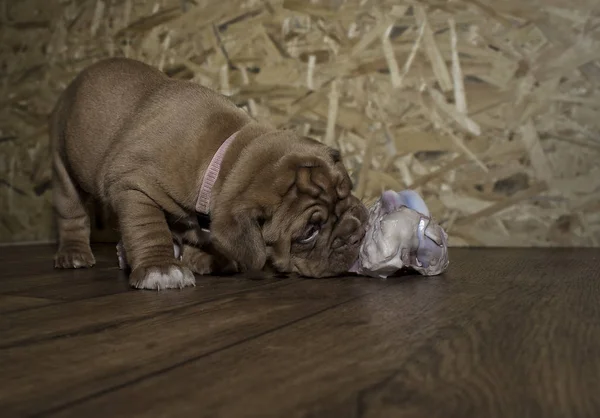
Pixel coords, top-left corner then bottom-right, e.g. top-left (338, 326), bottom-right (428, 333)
top-left (195, 131), bottom-right (239, 214)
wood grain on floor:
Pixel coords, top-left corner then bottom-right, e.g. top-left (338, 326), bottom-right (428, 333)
top-left (0, 244), bottom-right (598, 418)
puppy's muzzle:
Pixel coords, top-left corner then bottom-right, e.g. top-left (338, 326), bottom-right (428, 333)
top-left (332, 201), bottom-right (368, 250)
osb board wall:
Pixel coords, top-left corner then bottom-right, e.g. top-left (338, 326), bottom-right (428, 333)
top-left (1, 0), bottom-right (599, 246)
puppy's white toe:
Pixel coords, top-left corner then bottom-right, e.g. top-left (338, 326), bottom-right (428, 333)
top-left (130, 265), bottom-right (196, 290)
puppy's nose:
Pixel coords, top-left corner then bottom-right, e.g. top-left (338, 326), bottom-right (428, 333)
top-left (332, 231), bottom-right (361, 249)
top-left (349, 226), bottom-right (366, 246)
top-left (352, 202), bottom-right (369, 222)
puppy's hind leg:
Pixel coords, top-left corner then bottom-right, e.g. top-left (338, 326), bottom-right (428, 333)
top-left (52, 152), bottom-right (96, 269)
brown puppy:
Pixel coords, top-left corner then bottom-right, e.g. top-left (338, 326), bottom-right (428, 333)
top-left (50, 57), bottom-right (368, 289)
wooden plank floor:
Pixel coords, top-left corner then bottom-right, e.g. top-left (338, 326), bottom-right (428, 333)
top-left (0, 244), bottom-right (599, 418)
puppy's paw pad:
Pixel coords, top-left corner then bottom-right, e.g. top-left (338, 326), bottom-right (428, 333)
top-left (54, 249), bottom-right (96, 269)
top-left (130, 265), bottom-right (195, 290)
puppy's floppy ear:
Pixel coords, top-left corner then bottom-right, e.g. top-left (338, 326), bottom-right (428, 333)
top-left (273, 142), bottom-right (353, 200)
top-left (210, 204), bottom-right (266, 272)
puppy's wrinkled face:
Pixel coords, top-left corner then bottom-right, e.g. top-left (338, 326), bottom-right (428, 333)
top-left (263, 150), bottom-right (368, 277)
top-left (210, 134), bottom-right (368, 277)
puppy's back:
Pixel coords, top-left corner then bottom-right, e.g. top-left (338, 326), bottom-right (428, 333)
top-left (51, 58), bottom-right (171, 193)
top-left (55, 58), bottom-right (167, 149)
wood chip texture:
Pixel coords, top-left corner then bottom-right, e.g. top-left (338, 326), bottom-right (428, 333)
top-left (1, 0), bottom-right (599, 247)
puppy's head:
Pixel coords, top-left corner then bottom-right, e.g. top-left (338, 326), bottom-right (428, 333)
top-left (210, 132), bottom-right (368, 277)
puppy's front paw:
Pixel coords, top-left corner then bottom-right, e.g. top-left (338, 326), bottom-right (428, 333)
top-left (182, 249), bottom-right (213, 275)
top-left (129, 264), bottom-right (196, 290)
top-left (54, 247), bottom-right (96, 269)
top-left (181, 245), bottom-right (239, 276)
top-left (116, 240), bottom-right (182, 271)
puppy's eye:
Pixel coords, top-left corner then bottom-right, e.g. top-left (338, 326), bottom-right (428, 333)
top-left (296, 224), bottom-right (320, 244)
